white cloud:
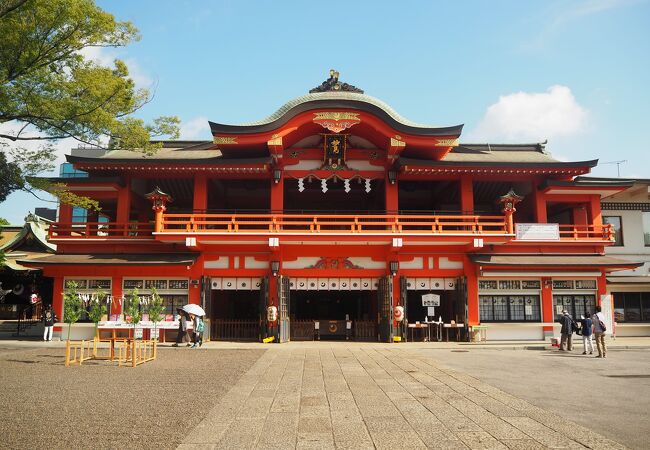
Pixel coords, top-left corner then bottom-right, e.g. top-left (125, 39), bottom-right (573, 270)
top-left (468, 85), bottom-right (588, 142)
top-left (179, 116), bottom-right (211, 140)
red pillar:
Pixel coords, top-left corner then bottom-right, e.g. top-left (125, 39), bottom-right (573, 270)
top-left (111, 275), bottom-right (122, 316)
top-left (58, 203), bottom-right (73, 236)
top-left (385, 173), bottom-right (398, 214)
top-left (189, 282), bottom-right (201, 305)
top-left (572, 205), bottom-right (588, 225)
top-left (589, 195), bottom-right (603, 226)
top-left (532, 184), bottom-right (547, 223)
top-left (271, 173), bottom-right (284, 213)
top-left (193, 174), bottom-right (207, 212)
top-left (58, 203), bottom-right (72, 223)
top-left (541, 277), bottom-right (554, 337)
top-left (460, 176), bottom-right (474, 214)
top-left (116, 178), bottom-right (131, 223)
top-left (464, 257), bottom-right (479, 325)
top-left (597, 272), bottom-right (607, 305)
top-left (52, 276), bottom-right (64, 332)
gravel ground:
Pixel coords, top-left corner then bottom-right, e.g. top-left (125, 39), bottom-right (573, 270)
top-left (0, 345), bottom-right (265, 450)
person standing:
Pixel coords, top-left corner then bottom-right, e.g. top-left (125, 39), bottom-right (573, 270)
top-left (580, 312), bottom-right (594, 355)
top-left (592, 305), bottom-right (608, 358)
top-left (191, 313), bottom-right (204, 348)
top-left (172, 309), bottom-right (190, 347)
top-left (41, 304), bottom-right (57, 341)
top-left (557, 309), bottom-right (575, 351)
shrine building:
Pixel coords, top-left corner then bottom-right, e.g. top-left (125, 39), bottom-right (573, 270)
top-left (23, 71), bottom-right (641, 342)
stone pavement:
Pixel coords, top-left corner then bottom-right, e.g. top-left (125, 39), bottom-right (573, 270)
top-left (179, 345), bottom-right (626, 449)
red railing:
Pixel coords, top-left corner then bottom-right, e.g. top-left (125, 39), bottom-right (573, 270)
top-left (159, 213), bottom-right (509, 235)
top-left (559, 224), bottom-right (613, 241)
top-left (45, 217), bottom-right (614, 242)
top-left (48, 222), bottom-right (154, 239)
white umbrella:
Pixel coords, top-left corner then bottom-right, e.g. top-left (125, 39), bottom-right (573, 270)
top-left (182, 304), bottom-right (206, 317)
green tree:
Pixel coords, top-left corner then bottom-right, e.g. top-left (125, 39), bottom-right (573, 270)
top-left (124, 288), bottom-right (142, 338)
top-left (87, 289), bottom-right (107, 338)
top-left (0, 0), bottom-right (179, 207)
top-left (0, 217), bottom-right (10, 226)
top-left (147, 287), bottom-right (165, 341)
top-left (63, 281), bottom-right (83, 340)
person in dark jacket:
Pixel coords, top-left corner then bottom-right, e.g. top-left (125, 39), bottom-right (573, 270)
top-left (172, 309), bottom-right (190, 347)
top-left (41, 304), bottom-right (57, 341)
top-left (580, 312), bottom-right (594, 355)
top-left (557, 309), bottom-right (575, 351)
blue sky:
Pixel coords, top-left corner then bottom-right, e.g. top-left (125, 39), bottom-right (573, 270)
top-left (1, 0), bottom-right (649, 224)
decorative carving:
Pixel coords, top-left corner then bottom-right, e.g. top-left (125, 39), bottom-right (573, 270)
top-left (309, 69), bottom-right (364, 94)
top-left (213, 136), bottom-right (237, 145)
top-left (305, 257), bottom-right (364, 270)
top-left (267, 135), bottom-right (282, 147)
top-left (313, 111), bottom-right (361, 133)
top-left (435, 138), bottom-right (459, 147)
top-left (390, 137), bottom-right (406, 148)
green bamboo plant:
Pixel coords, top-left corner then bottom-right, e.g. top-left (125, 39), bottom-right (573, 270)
top-left (63, 281), bottom-right (83, 341)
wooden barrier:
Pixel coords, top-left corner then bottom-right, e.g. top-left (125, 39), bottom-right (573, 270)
top-left (65, 338), bottom-right (157, 367)
top-left (64, 339), bottom-right (95, 366)
top-left (117, 339), bottom-right (157, 368)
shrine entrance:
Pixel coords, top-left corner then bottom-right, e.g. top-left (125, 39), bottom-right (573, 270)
top-left (209, 278), bottom-right (264, 341)
top-left (289, 278), bottom-right (378, 341)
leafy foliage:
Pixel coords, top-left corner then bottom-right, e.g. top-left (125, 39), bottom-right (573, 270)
top-left (0, 150), bottom-right (23, 202)
top-left (125, 288), bottom-right (142, 329)
top-left (147, 287), bottom-right (165, 340)
top-left (0, 0), bottom-right (180, 206)
top-left (88, 289), bottom-right (107, 336)
top-left (63, 281), bottom-right (83, 340)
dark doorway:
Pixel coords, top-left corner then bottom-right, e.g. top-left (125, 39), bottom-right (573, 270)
top-left (210, 290), bottom-right (260, 341)
top-left (290, 290), bottom-right (377, 341)
top-left (406, 290), bottom-right (457, 324)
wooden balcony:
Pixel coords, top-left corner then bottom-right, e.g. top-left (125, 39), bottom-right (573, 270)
top-left (45, 215), bottom-right (613, 243)
top-left (48, 222), bottom-right (155, 240)
top-left (559, 224), bottom-right (613, 241)
top-left (159, 213), bottom-right (509, 235)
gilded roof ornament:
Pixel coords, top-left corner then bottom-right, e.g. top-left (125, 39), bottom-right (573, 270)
top-left (309, 69), bottom-right (364, 94)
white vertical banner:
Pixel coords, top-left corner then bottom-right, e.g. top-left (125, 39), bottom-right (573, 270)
top-left (600, 294), bottom-right (614, 335)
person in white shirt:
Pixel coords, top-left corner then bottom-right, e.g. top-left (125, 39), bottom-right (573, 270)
top-left (592, 305), bottom-right (608, 358)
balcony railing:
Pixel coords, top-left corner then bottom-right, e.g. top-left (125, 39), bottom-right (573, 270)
top-left (159, 213), bottom-right (509, 235)
top-left (48, 222), bottom-right (154, 239)
top-left (558, 224), bottom-right (613, 241)
top-left (45, 216), bottom-right (614, 242)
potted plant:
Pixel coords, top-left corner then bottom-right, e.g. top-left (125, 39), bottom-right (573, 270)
top-left (147, 287), bottom-right (165, 341)
top-left (63, 281), bottom-right (83, 341)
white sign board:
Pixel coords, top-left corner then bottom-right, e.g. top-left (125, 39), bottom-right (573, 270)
top-left (516, 223), bottom-right (560, 241)
top-left (422, 293), bottom-right (440, 307)
top-left (600, 294), bottom-right (614, 334)
top-left (427, 307), bottom-right (435, 317)
top-left (134, 327), bottom-right (143, 339)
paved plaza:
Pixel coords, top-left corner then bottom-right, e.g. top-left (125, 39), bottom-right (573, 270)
top-left (180, 344), bottom-right (633, 449)
top-left (2, 340), bottom-right (648, 449)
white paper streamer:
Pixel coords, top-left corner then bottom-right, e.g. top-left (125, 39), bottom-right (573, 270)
top-left (344, 179), bottom-right (351, 193)
top-left (298, 178), bottom-right (305, 192)
top-left (321, 178), bottom-right (328, 193)
top-left (365, 178), bottom-right (372, 193)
